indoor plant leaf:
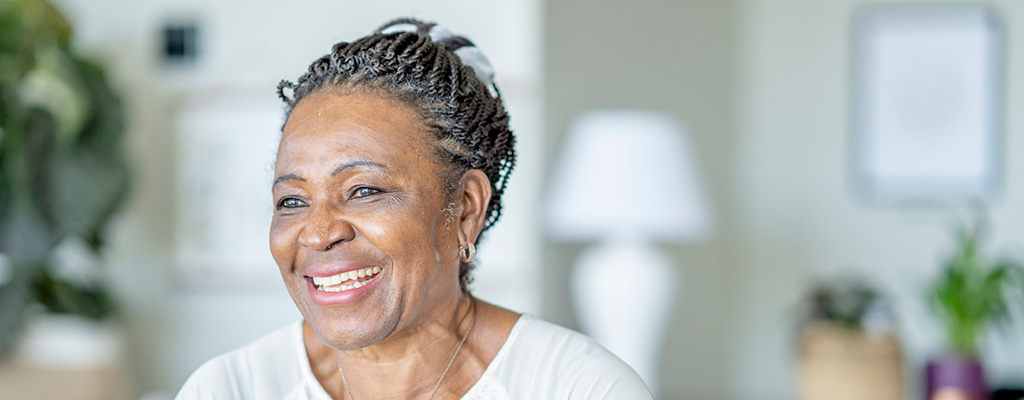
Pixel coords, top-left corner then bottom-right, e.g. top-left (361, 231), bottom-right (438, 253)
top-left (1, 108), bottom-right (61, 262)
top-left (40, 147), bottom-right (128, 239)
top-left (31, 265), bottom-right (114, 319)
top-left (929, 223), bottom-right (1022, 356)
top-left (0, 261), bottom-right (37, 355)
top-left (73, 58), bottom-right (124, 151)
top-left (11, 0), bottom-right (72, 48)
top-left (19, 46), bottom-right (91, 146)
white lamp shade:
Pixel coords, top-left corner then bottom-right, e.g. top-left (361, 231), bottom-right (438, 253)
top-left (545, 110), bottom-right (710, 242)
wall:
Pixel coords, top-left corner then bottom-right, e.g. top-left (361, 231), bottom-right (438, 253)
top-left (50, 0), bottom-right (544, 396)
top-left (543, 0), bottom-right (739, 398)
top-left (728, 1), bottom-right (1024, 399)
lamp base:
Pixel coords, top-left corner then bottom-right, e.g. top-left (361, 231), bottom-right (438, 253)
top-left (571, 236), bottom-right (675, 396)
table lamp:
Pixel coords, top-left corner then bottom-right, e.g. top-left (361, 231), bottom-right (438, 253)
top-left (545, 110), bottom-right (710, 396)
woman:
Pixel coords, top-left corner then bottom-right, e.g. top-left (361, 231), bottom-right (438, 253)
top-left (176, 19), bottom-right (652, 399)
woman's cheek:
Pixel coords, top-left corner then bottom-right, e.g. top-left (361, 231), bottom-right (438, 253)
top-left (269, 218), bottom-right (298, 269)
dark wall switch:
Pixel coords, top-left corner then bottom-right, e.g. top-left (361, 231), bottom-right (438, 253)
top-left (163, 22), bottom-right (198, 62)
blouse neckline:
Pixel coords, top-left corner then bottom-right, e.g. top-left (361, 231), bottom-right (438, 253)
top-left (294, 314), bottom-right (531, 399)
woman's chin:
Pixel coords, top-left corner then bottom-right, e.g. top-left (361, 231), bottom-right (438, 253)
top-left (306, 308), bottom-right (398, 351)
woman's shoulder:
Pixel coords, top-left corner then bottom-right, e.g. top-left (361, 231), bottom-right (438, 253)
top-left (473, 315), bottom-right (652, 399)
top-left (174, 321), bottom-right (311, 400)
top-left (511, 316), bottom-right (640, 373)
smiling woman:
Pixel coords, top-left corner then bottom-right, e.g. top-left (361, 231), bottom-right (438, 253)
top-left (174, 18), bottom-right (651, 400)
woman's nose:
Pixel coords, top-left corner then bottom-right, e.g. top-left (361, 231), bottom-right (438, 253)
top-left (297, 208), bottom-right (356, 251)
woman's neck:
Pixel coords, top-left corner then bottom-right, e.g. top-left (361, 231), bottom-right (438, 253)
top-left (306, 293), bottom-right (476, 399)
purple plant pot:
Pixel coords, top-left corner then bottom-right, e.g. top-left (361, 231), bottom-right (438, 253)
top-left (927, 354), bottom-right (988, 400)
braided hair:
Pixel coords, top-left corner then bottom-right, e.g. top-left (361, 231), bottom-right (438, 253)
top-left (276, 18), bottom-right (516, 287)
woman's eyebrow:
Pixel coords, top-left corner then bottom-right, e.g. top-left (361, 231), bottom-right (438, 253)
top-left (273, 173), bottom-right (305, 189)
top-left (331, 160), bottom-right (387, 177)
top-left (273, 161), bottom-right (389, 189)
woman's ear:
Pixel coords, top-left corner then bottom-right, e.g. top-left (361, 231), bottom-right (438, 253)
top-left (456, 169), bottom-right (491, 245)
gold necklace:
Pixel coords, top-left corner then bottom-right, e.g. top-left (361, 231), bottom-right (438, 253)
top-left (338, 298), bottom-right (477, 400)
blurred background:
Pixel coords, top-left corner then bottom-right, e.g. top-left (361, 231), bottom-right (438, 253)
top-left (2, 0), bottom-right (1024, 399)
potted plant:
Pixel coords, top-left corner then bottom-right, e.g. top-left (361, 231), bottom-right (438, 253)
top-left (0, 0), bottom-right (128, 357)
top-left (926, 225), bottom-right (1024, 400)
top-left (795, 277), bottom-right (904, 400)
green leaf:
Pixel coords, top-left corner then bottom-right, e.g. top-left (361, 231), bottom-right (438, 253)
top-left (72, 57), bottom-right (124, 151)
top-left (0, 2), bottom-right (35, 85)
top-left (929, 221), bottom-right (1024, 354)
top-left (31, 266), bottom-right (114, 319)
top-left (0, 200), bottom-right (59, 263)
top-left (36, 146), bottom-right (128, 239)
top-left (14, 0), bottom-right (72, 48)
top-left (1, 108), bottom-right (60, 263)
top-left (0, 260), bottom-right (40, 357)
top-left (19, 46), bottom-right (91, 146)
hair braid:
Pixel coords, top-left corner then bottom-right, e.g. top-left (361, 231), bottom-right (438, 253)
top-left (276, 18), bottom-right (516, 288)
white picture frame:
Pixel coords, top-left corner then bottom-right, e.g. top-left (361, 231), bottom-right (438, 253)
top-left (851, 4), bottom-right (1004, 204)
top-left (173, 90), bottom-right (284, 290)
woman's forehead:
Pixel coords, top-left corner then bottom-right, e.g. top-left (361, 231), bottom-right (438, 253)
top-left (277, 91), bottom-right (435, 172)
top-left (284, 91), bottom-right (426, 138)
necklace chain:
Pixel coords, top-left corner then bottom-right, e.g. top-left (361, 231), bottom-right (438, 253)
top-left (338, 298), bottom-right (477, 400)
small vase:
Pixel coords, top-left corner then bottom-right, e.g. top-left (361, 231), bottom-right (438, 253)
top-left (797, 322), bottom-right (904, 400)
top-left (926, 354), bottom-right (988, 400)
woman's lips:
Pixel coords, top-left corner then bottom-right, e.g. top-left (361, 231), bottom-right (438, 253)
top-left (304, 266), bottom-right (382, 305)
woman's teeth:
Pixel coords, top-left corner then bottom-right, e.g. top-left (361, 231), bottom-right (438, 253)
top-left (312, 267), bottom-right (381, 292)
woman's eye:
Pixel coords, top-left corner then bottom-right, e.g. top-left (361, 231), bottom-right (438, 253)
top-left (352, 186), bottom-right (382, 199)
top-left (277, 197), bottom-right (306, 209)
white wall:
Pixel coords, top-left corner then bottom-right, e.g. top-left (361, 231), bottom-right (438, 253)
top-left (728, 1), bottom-right (1024, 399)
top-left (51, 0), bottom-right (543, 396)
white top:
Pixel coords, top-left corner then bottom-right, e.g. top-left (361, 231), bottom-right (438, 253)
top-left (175, 315), bottom-right (652, 399)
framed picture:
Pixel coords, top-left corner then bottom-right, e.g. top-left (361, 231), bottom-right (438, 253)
top-left (174, 90), bottom-right (284, 290)
top-left (851, 4), bottom-right (1004, 204)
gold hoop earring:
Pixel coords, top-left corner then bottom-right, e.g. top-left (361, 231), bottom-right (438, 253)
top-left (459, 242), bottom-right (476, 263)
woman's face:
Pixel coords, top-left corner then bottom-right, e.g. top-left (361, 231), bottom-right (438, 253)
top-left (271, 90), bottom-right (463, 350)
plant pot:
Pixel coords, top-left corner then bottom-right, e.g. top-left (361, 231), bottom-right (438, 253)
top-left (797, 322), bottom-right (904, 400)
top-left (926, 354), bottom-right (988, 400)
top-left (0, 313), bottom-right (128, 400)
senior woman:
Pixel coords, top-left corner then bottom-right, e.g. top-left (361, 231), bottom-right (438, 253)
top-left (176, 19), bottom-right (651, 399)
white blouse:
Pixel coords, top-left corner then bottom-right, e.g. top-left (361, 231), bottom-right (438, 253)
top-left (175, 315), bottom-right (652, 399)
